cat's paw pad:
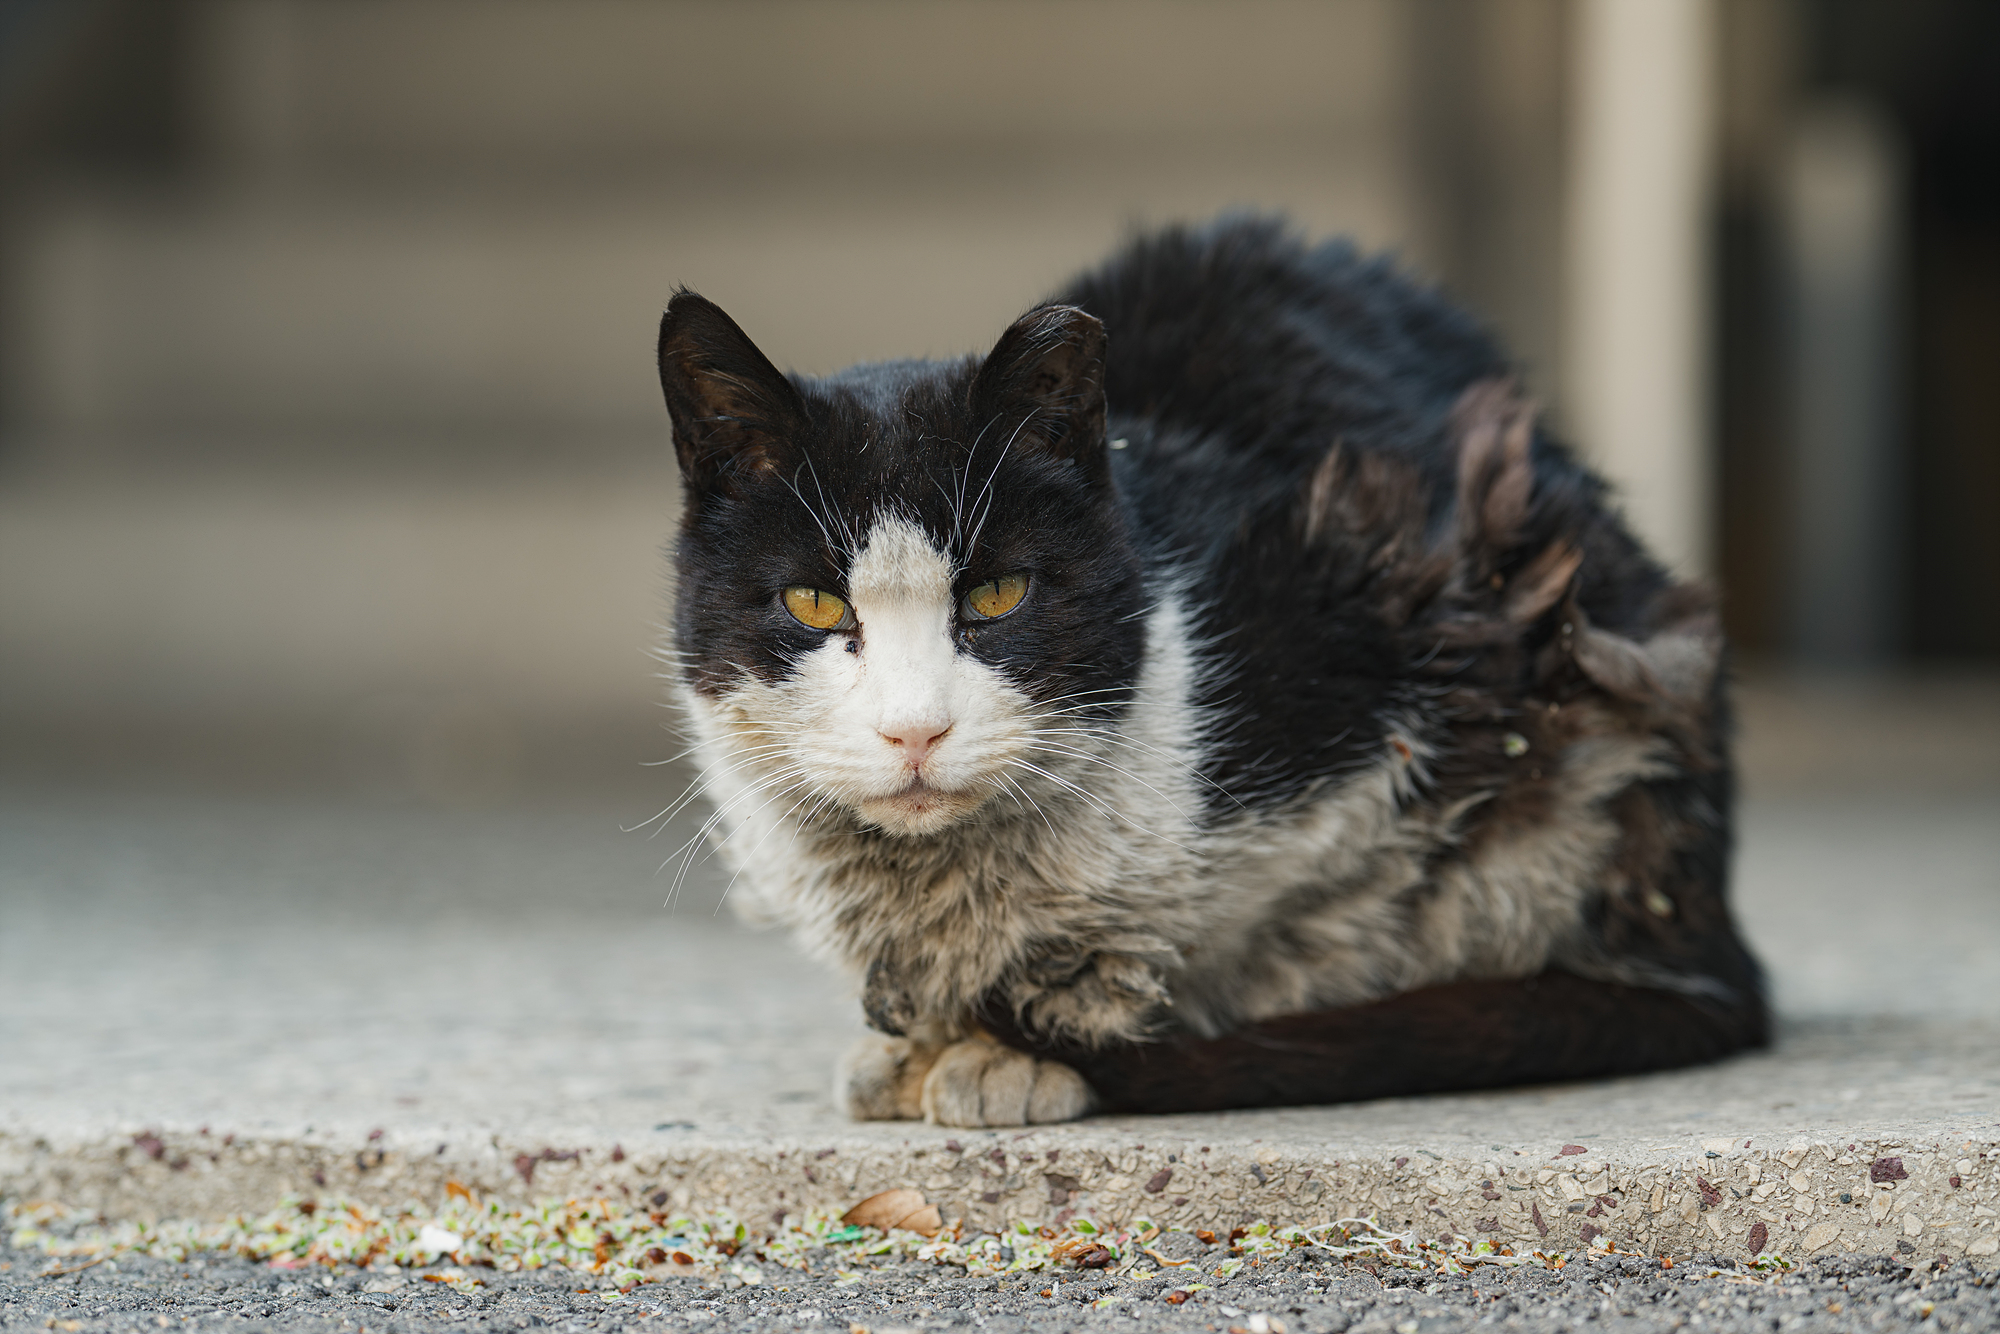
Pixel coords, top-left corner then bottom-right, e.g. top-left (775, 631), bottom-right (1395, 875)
top-left (918, 1039), bottom-right (1094, 1127)
top-left (835, 1036), bottom-right (939, 1121)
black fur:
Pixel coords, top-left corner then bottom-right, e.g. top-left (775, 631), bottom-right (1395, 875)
top-left (1061, 219), bottom-right (1678, 811)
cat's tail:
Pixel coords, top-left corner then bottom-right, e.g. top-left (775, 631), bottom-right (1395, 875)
top-left (979, 967), bottom-right (1769, 1114)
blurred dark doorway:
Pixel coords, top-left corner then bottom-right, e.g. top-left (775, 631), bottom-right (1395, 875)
top-left (1719, 0), bottom-right (2000, 666)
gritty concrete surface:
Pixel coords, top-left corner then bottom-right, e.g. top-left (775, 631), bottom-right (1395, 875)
top-left (3, 1236), bottom-right (1997, 1334)
top-left (4, 774), bottom-right (1998, 1273)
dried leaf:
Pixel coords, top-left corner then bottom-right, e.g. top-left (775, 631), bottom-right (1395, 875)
top-left (841, 1188), bottom-right (941, 1237)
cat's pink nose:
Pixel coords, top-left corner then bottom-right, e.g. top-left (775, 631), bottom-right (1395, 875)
top-left (880, 723), bottom-right (951, 768)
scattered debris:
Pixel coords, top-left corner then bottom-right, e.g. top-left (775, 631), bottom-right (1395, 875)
top-left (7, 1192), bottom-right (1794, 1295)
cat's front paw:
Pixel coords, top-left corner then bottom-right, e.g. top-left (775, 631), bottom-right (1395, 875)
top-left (835, 1035), bottom-right (940, 1121)
top-left (918, 1037), bottom-right (1094, 1127)
top-left (1018, 951), bottom-right (1170, 1046)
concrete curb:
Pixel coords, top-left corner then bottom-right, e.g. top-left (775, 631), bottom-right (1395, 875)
top-left (8, 1120), bottom-right (1996, 1266)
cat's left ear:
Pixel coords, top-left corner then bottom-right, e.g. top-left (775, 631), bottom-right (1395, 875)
top-left (969, 305), bottom-right (1108, 472)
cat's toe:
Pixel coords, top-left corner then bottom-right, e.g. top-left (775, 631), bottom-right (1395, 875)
top-left (835, 1035), bottom-right (937, 1121)
top-left (1026, 1057), bottom-right (1094, 1123)
top-left (918, 1039), bottom-right (1095, 1127)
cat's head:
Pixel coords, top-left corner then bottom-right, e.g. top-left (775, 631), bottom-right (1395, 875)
top-left (658, 292), bottom-right (1146, 838)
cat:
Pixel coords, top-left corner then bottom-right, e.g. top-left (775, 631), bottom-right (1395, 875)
top-left (655, 216), bottom-right (1767, 1128)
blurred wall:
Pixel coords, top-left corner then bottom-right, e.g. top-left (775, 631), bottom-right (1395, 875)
top-left (1, 0), bottom-right (1994, 800)
top-left (0, 0), bottom-right (1445, 797)
top-left (4, 0), bottom-right (1421, 437)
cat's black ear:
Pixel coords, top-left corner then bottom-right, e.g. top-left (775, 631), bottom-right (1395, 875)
top-left (969, 305), bottom-right (1108, 470)
top-left (658, 291), bottom-right (807, 494)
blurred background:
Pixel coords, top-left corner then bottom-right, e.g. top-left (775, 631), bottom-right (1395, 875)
top-left (0, 2), bottom-right (1996, 1144)
top-left (0, 1), bottom-right (1993, 851)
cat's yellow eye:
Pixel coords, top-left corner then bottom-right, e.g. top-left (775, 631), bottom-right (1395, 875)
top-left (782, 586), bottom-right (852, 631)
top-left (963, 573), bottom-right (1028, 621)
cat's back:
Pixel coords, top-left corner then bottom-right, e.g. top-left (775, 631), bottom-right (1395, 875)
top-left (1054, 216), bottom-right (1688, 817)
top-left (1056, 215), bottom-right (1505, 490)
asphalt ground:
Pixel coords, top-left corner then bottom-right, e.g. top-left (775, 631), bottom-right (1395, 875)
top-left (5, 1236), bottom-right (1997, 1333)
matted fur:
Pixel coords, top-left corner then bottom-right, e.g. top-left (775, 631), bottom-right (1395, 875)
top-left (656, 217), bottom-right (1766, 1126)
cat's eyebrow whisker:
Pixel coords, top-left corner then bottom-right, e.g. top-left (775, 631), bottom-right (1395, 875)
top-left (964, 411), bottom-right (1039, 556)
top-left (951, 410), bottom-right (1006, 546)
top-left (930, 474), bottom-right (964, 541)
top-left (803, 449), bottom-right (863, 559)
top-left (782, 469), bottom-right (843, 562)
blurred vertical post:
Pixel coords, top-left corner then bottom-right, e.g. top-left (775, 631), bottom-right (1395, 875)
top-left (1781, 97), bottom-right (1903, 667)
top-left (1563, 0), bottom-right (1715, 577)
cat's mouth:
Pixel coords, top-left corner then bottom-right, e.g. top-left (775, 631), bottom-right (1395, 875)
top-left (856, 775), bottom-right (987, 837)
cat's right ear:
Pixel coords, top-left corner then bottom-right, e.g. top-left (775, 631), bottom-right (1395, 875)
top-left (969, 304), bottom-right (1109, 473)
top-left (658, 292), bottom-right (807, 494)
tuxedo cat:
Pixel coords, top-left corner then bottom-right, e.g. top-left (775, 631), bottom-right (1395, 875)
top-left (656, 217), bottom-right (1766, 1127)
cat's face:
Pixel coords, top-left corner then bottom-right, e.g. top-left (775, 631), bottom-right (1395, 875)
top-left (660, 295), bottom-right (1146, 837)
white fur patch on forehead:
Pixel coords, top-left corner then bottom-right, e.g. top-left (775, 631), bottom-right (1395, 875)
top-left (849, 516), bottom-right (954, 610)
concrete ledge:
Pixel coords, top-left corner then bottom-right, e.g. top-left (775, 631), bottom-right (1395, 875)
top-left (10, 1023), bottom-right (1998, 1266)
top-left (8, 1126), bottom-right (1996, 1267)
